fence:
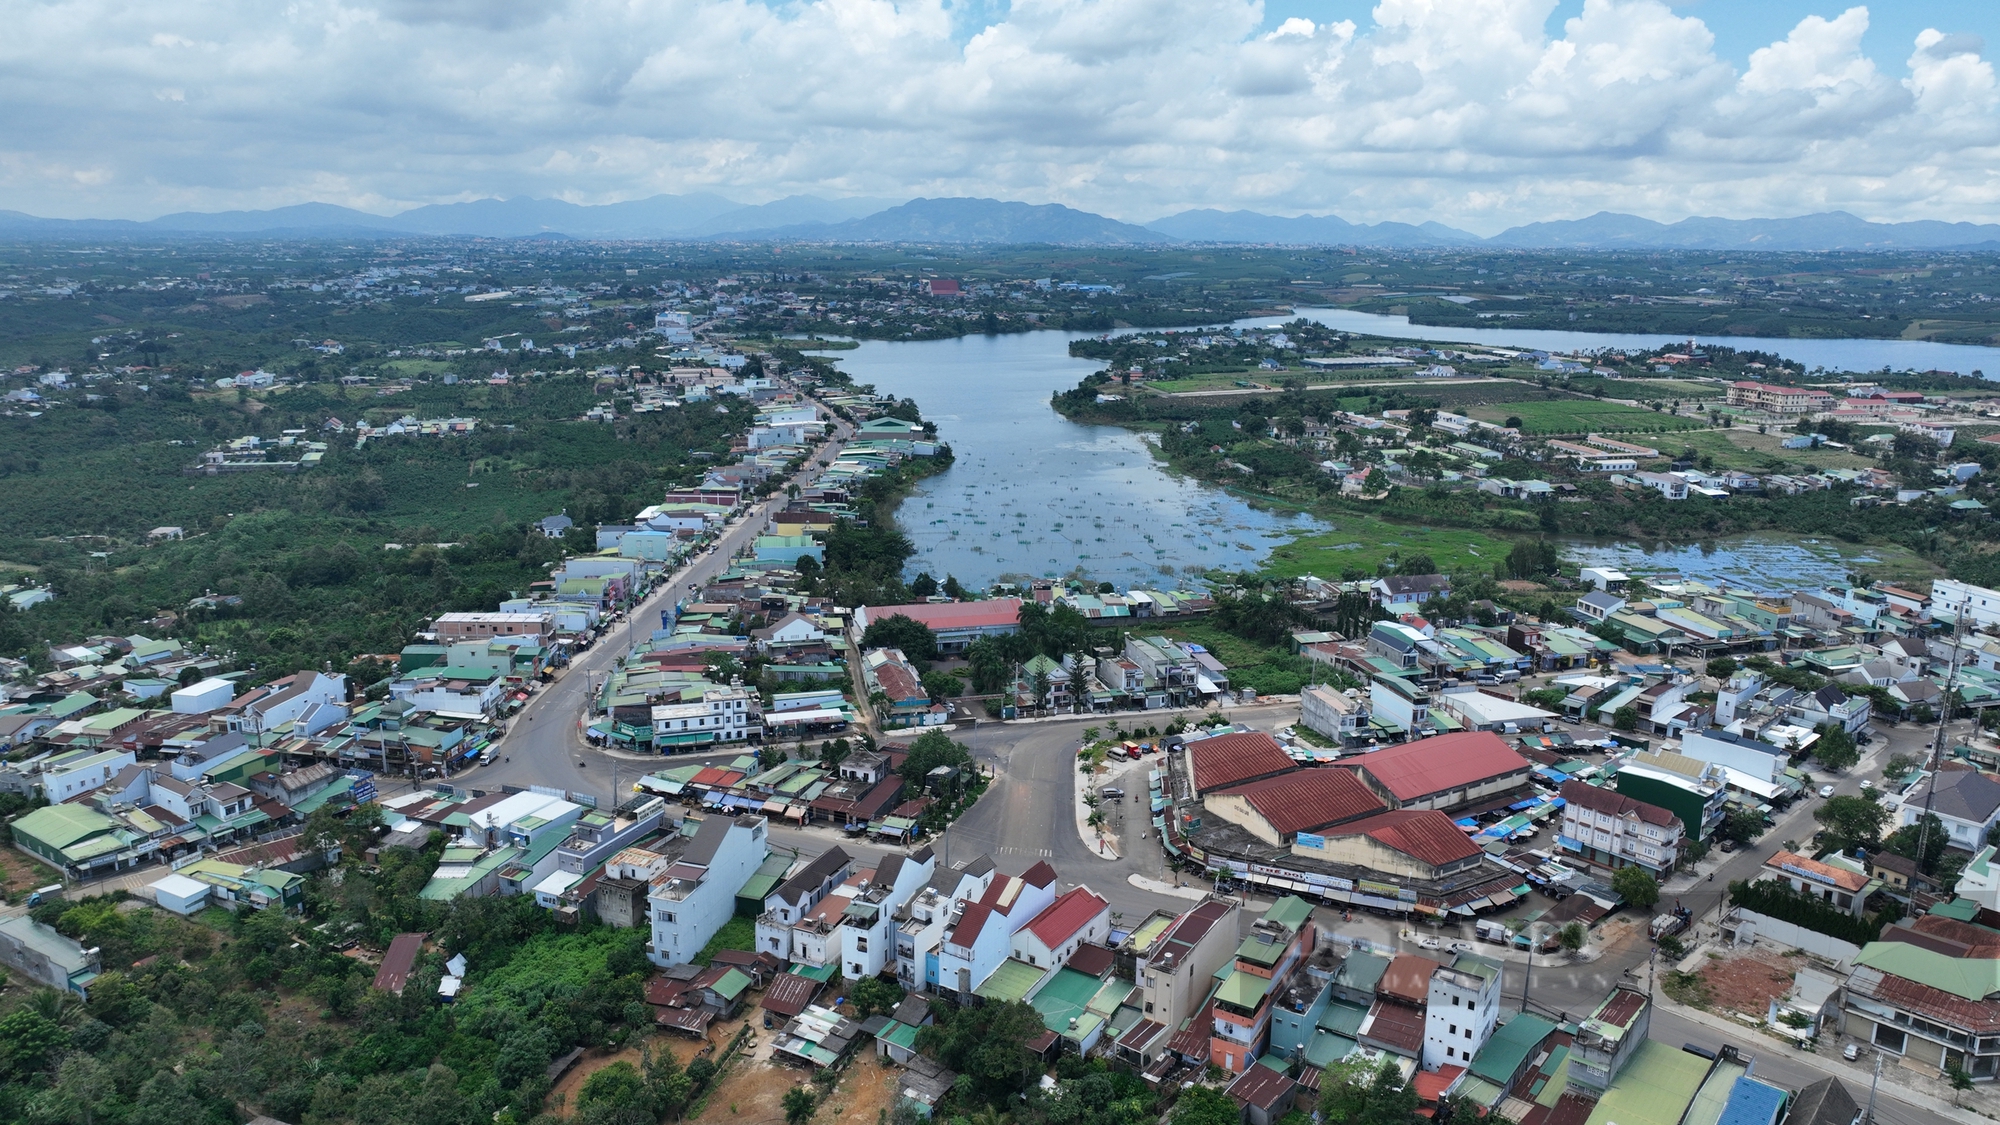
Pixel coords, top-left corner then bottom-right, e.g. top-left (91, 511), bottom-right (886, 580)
top-left (1724, 908), bottom-right (1862, 965)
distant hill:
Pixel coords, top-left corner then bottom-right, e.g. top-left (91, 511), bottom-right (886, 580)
top-left (1487, 210), bottom-right (2000, 250)
top-left (795, 197), bottom-right (1175, 244)
top-left (4, 197), bottom-right (2000, 249)
top-left (1145, 209), bottom-right (1480, 247)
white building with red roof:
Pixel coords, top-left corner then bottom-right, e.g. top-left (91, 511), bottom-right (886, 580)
top-left (1011, 885), bottom-right (1111, 970)
top-left (935, 860), bottom-right (1059, 1001)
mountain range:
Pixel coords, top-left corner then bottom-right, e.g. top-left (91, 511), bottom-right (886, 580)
top-left (3, 195), bottom-right (1999, 251)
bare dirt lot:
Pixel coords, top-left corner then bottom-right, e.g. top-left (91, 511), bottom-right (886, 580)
top-left (1696, 948), bottom-right (1803, 1018)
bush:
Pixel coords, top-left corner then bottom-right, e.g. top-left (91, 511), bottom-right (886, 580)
top-left (1728, 879), bottom-right (1898, 947)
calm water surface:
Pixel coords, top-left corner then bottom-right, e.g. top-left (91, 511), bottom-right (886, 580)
top-left (814, 314), bottom-right (1997, 588)
top-left (818, 332), bottom-right (1324, 588)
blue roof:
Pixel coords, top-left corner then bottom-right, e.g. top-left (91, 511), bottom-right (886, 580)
top-left (1716, 1077), bottom-right (1789, 1125)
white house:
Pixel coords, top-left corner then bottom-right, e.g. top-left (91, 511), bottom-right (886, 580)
top-left (648, 816), bottom-right (770, 967)
top-left (1679, 727), bottom-right (1790, 785)
top-left (1010, 885), bottom-right (1111, 971)
top-left (42, 749), bottom-right (136, 803)
top-left (1895, 769), bottom-right (2000, 855)
top-left (1423, 953), bottom-right (1503, 1070)
top-left (839, 846), bottom-right (937, 979)
top-left (236, 671), bottom-right (348, 734)
top-left (1635, 472), bottom-right (1689, 500)
top-left (171, 677), bottom-right (237, 715)
top-left (936, 861), bottom-right (1060, 1001)
top-left (1557, 780), bottom-right (1683, 876)
top-left (651, 686), bottom-right (753, 748)
top-left (756, 847), bottom-right (855, 962)
top-left (1928, 578), bottom-right (2000, 630)
top-left (1300, 685), bottom-right (1368, 744)
top-left (896, 856), bottom-right (998, 992)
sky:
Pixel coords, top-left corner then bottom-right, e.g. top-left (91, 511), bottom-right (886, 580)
top-left (2, 0), bottom-right (1998, 233)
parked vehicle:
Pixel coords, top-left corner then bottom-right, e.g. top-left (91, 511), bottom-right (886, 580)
top-left (1099, 787), bottom-right (1125, 800)
top-left (1818, 784), bottom-right (1835, 798)
top-left (26, 884), bottom-right (62, 906)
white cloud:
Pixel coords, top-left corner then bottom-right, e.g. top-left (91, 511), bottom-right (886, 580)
top-left (0, 0), bottom-right (1993, 229)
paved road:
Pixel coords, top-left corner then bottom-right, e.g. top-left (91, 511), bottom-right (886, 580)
top-left (459, 413), bottom-right (854, 804)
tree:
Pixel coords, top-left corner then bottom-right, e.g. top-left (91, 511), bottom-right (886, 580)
top-left (783, 1087), bottom-right (817, 1125)
top-left (1706, 656), bottom-right (1738, 679)
top-left (1611, 704), bottom-right (1640, 732)
top-left (909, 572), bottom-right (939, 599)
top-left (1612, 866), bottom-right (1660, 910)
top-left (1945, 1064), bottom-right (1973, 1107)
top-left (917, 1000), bottom-right (1047, 1105)
top-left (848, 976), bottom-right (904, 1019)
top-left (1883, 753), bottom-right (1920, 781)
top-left (1559, 922), bottom-right (1586, 954)
top-left (942, 574), bottom-right (966, 599)
top-left (1813, 724), bottom-right (1859, 772)
top-left (899, 729), bottom-right (973, 787)
top-left (1882, 812), bottom-right (1950, 875)
top-left (920, 670), bottom-right (963, 704)
top-left (861, 614), bottom-right (938, 664)
top-left (1815, 795), bottom-right (1890, 853)
top-left (1718, 806), bottom-right (1768, 847)
top-left (1172, 1086), bottom-right (1241, 1125)
top-left (1320, 1057), bottom-right (1420, 1125)
top-left (1398, 554), bottom-right (1437, 576)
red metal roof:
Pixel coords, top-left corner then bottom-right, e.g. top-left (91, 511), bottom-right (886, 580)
top-left (1025, 886), bottom-right (1108, 949)
top-left (1379, 953), bottom-right (1444, 1005)
top-left (1349, 731), bottom-right (1528, 803)
top-left (372, 932), bottom-right (427, 994)
top-left (864, 598), bottom-right (1022, 632)
top-left (1362, 996), bottom-right (1428, 1054)
top-left (1186, 731), bottom-right (1296, 794)
top-left (1067, 942), bottom-right (1116, 978)
top-left (1342, 809), bottom-right (1485, 868)
top-left (1218, 767), bottom-right (1385, 834)
top-left (1226, 1063), bottom-right (1298, 1110)
top-left (760, 972), bottom-right (822, 1017)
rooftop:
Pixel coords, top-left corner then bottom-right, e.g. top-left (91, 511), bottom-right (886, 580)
top-left (1346, 730), bottom-right (1528, 803)
top-left (1185, 730), bottom-right (1296, 793)
top-left (1216, 767), bottom-right (1385, 835)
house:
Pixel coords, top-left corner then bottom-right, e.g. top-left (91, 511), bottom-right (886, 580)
top-left (840, 847), bottom-right (938, 979)
top-left (1614, 751), bottom-right (1730, 843)
top-left (935, 861), bottom-right (1059, 1002)
top-left (1226, 1065), bottom-right (1299, 1125)
top-left (1574, 590), bottom-right (1627, 624)
top-left (1568, 987), bottom-right (1651, 1093)
top-left (1423, 952), bottom-right (1503, 1070)
top-left (861, 648), bottom-right (939, 729)
top-left (1792, 683), bottom-right (1871, 734)
top-left (1761, 850), bottom-right (1879, 917)
top-left (1360, 953), bottom-right (1439, 1059)
top-left (1132, 899), bottom-right (1239, 1040)
top-left (647, 816), bottom-right (771, 967)
top-left (756, 846), bottom-right (855, 961)
top-left (0, 915), bottom-right (100, 996)
top-left (1010, 885), bottom-right (1111, 970)
top-left (894, 855), bottom-right (998, 992)
top-left (1373, 574), bottom-right (1451, 608)
top-left (1300, 684), bottom-right (1369, 744)
top-left (649, 686), bottom-right (754, 748)
top-left (1209, 896), bottom-right (1317, 1074)
top-left (1893, 766), bottom-right (2000, 854)
top-left (1557, 781), bottom-right (1683, 876)
top-left (1635, 471), bottom-right (1689, 500)
top-left (1369, 675), bottom-right (1432, 734)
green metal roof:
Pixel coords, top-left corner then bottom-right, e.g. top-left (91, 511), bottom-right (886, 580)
top-left (1470, 1012), bottom-right (1556, 1085)
top-left (1215, 967), bottom-right (1274, 1010)
top-left (976, 959), bottom-right (1044, 1004)
top-left (1854, 940), bottom-right (2000, 1001)
top-left (711, 968), bottom-right (753, 1000)
top-left (12, 803), bottom-right (118, 849)
top-left (1583, 1040), bottom-right (1711, 1125)
top-left (1263, 895), bottom-right (1313, 930)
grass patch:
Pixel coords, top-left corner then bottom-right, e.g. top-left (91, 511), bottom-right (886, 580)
top-left (1160, 623), bottom-right (1331, 696)
top-left (1663, 969), bottom-right (1713, 1009)
top-left (1671, 428), bottom-right (1879, 472)
top-left (1467, 399), bottom-right (1705, 435)
top-left (1259, 518), bottom-right (1504, 580)
top-left (693, 915), bottom-right (755, 967)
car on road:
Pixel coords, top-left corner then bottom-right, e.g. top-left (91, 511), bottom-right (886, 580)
top-left (1099, 787), bottom-right (1125, 800)
top-left (1860, 779), bottom-right (1873, 790)
top-left (1448, 940), bottom-right (1476, 955)
top-left (1418, 936), bottom-right (1443, 950)
top-left (1819, 784), bottom-right (1836, 798)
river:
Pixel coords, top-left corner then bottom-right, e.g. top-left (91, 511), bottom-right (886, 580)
top-left (812, 315), bottom-right (1998, 589)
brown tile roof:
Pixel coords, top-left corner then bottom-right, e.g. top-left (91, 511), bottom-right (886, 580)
top-left (1217, 767), bottom-right (1385, 835)
top-left (1765, 850), bottom-right (1872, 894)
top-left (1559, 780), bottom-right (1677, 828)
top-left (1186, 731), bottom-right (1297, 793)
top-left (1067, 942), bottom-right (1116, 977)
top-left (372, 932), bottom-right (427, 994)
top-left (1379, 954), bottom-right (1444, 1005)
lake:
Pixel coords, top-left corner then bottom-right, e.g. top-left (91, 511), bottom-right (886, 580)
top-left (813, 313), bottom-right (1996, 589)
top-left (1261, 308), bottom-right (2000, 376)
top-left (817, 331), bottom-right (1325, 589)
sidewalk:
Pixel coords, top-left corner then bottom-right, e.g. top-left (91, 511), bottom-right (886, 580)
top-left (1651, 991), bottom-right (1985, 1124)
top-left (1128, 873), bottom-right (1207, 901)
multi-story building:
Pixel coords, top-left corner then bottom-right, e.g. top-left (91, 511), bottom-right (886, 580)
top-left (646, 815), bottom-right (769, 967)
top-left (1300, 684), bottom-right (1368, 744)
top-left (1210, 896), bottom-right (1316, 1074)
top-left (839, 847), bottom-right (936, 980)
top-left (1929, 579), bottom-right (2000, 631)
top-left (1614, 751), bottom-right (1729, 843)
top-left (1843, 914), bottom-right (2000, 1082)
top-left (1727, 381), bottom-right (1836, 415)
top-left (650, 685), bottom-right (754, 747)
top-left (935, 861), bottom-right (1059, 1002)
top-left (1124, 636), bottom-right (1199, 707)
top-left (432, 611), bottom-right (555, 643)
top-left (1422, 952), bottom-right (1503, 1070)
top-left (1010, 885), bottom-right (1111, 969)
top-left (1569, 987), bottom-right (1651, 1094)
top-left (895, 856), bottom-right (997, 991)
top-left (1557, 781), bottom-right (1684, 876)
top-left (755, 847), bottom-right (854, 962)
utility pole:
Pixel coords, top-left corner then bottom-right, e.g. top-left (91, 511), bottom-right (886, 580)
top-left (1863, 1051), bottom-right (1882, 1125)
top-left (1914, 612), bottom-right (1968, 871)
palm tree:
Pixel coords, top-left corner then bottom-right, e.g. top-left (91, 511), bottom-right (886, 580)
top-left (29, 990), bottom-right (81, 1028)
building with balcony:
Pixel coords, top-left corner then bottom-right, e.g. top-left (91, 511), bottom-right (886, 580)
top-left (1422, 952), bottom-right (1503, 1069)
top-left (1209, 896), bottom-right (1317, 1074)
top-left (895, 856), bottom-right (997, 991)
top-left (1557, 781), bottom-right (1684, 876)
top-left (646, 815), bottom-right (769, 967)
